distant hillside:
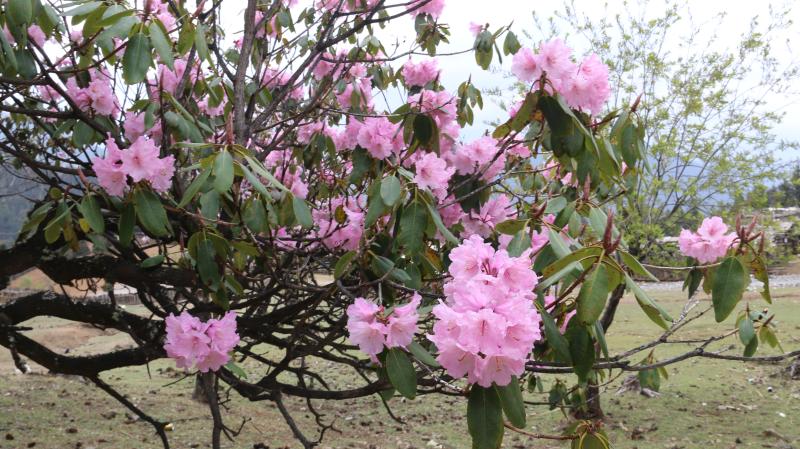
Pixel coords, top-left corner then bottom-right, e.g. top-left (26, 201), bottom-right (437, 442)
top-left (0, 168), bottom-right (47, 245)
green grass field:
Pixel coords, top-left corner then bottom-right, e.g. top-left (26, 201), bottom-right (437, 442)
top-left (1, 287), bottom-right (798, 449)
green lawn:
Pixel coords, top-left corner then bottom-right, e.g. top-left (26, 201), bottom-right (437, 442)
top-left (1, 287), bottom-right (798, 449)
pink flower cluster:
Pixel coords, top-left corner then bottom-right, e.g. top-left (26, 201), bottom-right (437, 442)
top-left (511, 39), bottom-right (610, 115)
top-left (406, 0), bottom-right (445, 18)
top-left (66, 70), bottom-right (119, 116)
top-left (164, 311), bottom-right (240, 372)
top-left (312, 196), bottom-right (366, 251)
top-left (356, 117), bottom-right (404, 160)
top-left (413, 152), bottom-right (453, 200)
top-left (264, 149), bottom-right (310, 199)
top-left (429, 236), bottom-right (542, 387)
top-left (91, 137), bottom-right (175, 196)
top-left (346, 294), bottom-right (422, 360)
top-left (678, 216), bottom-right (737, 263)
top-left (402, 58), bottom-right (440, 87)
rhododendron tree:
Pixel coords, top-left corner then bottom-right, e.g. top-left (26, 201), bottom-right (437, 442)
top-left (0, 1), bottom-right (795, 449)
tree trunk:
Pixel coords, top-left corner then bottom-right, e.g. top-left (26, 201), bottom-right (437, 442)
top-left (192, 374), bottom-right (209, 403)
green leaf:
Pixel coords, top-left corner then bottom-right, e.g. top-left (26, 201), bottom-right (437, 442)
top-left (365, 181), bottom-right (388, 226)
top-left (398, 200), bottom-right (428, 254)
top-left (543, 247), bottom-right (603, 279)
top-left (758, 325), bottom-right (780, 349)
top-left (507, 231), bottom-right (531, 258)
top-left (566, 325), bottom-right (594, 383)
top-left (576, 263), bottom-right (610, 325)
top-left (7, 0), bottom-right (33, 28)
top-left (118, 202), bottom-right (135, 247)
top-left (194, 23), bottom-right (211, 64)
top-left (502, 30), bottom-right (521, 55)
top-left (133, 189), bottom-right (170, 237)
top-left (385, 348), bottom-right (416, 399)
top-left (63, 1), bottom-right (101, 16)
top-left (196, 237), bottom-right (220, 288)
top-left (372, 255), bottom-right (412, 284)
top-left (620, 250), bottom-right (658, 282)
top-left (539, 308), bottom-right (571, 363)
top-left (495, 219), bottom-right (527, 236)
top-left (140, 254), bottom-right (165, 268)
top-left (547, 229), bottom-right (571, 258)
top-left (743, 334), bottom-right (759, 357)
top-left (148, 20), bottom-right (174, 70)
top-left (683, 267), bottom-right (703, 299)
top-left (424, 200), bottom-right (458, 244)
top-left (291, 196), bottom-right (314, 228)
top-left (625, 275), bottom-right (671, 330)
top-left (738, 316), bottom-right (756, 345)
top-left (412, 114), bottom-right (436, 147)
top-left (122, 33), bottom-right (151, 84)
top-left (380, 175), bottom-right (402, 206)
top-left (468, 385), bottom-right (504, 449)
top-left (495, 376), bottom-right (526, 428)
top-left (78, 194), bottom-right (105, 234)
top-left (213, 150), bottom-right (234, 193)
top-left (224, 361), bottom-right (247, 379)
top-left (407, 341), bottom-right (440, 367)
top-left (712, 257), bottom-right (747, 323)
top-left (334, 251), bottom-right (357, 279)
top-left (178, 168), bottom-right (211, 207)
top-left (244, 156), bottom-right (291, 193)
top-left (750, 256), bottom-right (771, 304)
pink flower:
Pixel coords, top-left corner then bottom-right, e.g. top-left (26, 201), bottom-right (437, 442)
top-left (27, 25), bottom-right (46, 47)
top-left (402, 58), bottom-right (440, 87)
top-left (121, 137), bottom-right (160, 182)
top-left (164, 312), bottom-right (210, 370)
top-left (164, 311), bottom-right (239, 373)
top-left (448, 136), bottom-right (504, 180)
top-left (678, 216), bottom-right (737, 264)
top-left (385, 293), bottom-right (421, 349)
top-left (335, 77), bottom-right (373, 110)
top-left (461, 195), bottom-right (515, 238)
top-left (407, 0), bottom-right (445, 19)
top-left (408, 90), bottom-right (457, 128)
top-left (536, 39), bottom-right (576, 88)
top-left (511, 48), bottom-right (540, 83)
top-left (65, 78), bottom-right (91, 110)
top-left (85, 78), bottom-right (119, 116)
top-left (206, 311), bottom-right (241, 353)
top-left (91, 139), bottom-right (127, 196)
top-left (428, 236), bottom-right (541, 387)
top-left (414, 152), bottom-right (453, 199)
top-left (562, 53), bottom-right (610, 115)
top-left (124, 111), bottom-right (146, 142)
top-left (347, 298), bottom-right (386, 357)
top-left (152, 59), bottom-right (197, 95)
top-left (69, 28), bottom-right (83, 44)
top-left (198, 98), bottom-right (226, 117)
top-left (356, 117), bottom-right (403, 160)
top-left (149, 155), bottom-right (175, 192)
top-left (37, 85), bottom-right (60, 103)
top-left (347, 293), bottom-right (422, 357)
top-left (469, 22), bottom-right (483, 37)
top-left (312, 196), bottom-right (365, 251)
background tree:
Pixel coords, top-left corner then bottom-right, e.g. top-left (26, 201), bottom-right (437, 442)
top-left (514, 0), bottom-right (800, 259)
top-left (0, 1), bottom-right (795, 449)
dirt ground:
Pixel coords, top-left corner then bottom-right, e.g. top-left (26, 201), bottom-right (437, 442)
top-left (1, 289), bottom-right (799, 449)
